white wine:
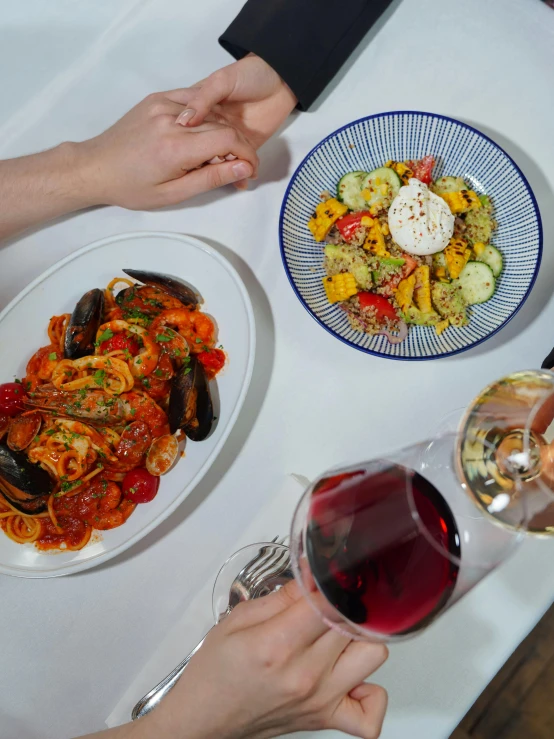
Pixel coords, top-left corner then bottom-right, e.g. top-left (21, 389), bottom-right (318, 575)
top-left (457, 370), bottom-right (554, 535)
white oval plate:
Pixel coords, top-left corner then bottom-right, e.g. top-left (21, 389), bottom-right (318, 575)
top-left (0, 232), bottom-right (255, 578)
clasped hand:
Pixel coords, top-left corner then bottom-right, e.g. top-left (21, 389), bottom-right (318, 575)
top-left (80, 55), bottom-right (297, 209)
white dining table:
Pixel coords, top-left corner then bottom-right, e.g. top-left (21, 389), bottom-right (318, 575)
top-left (1, 0), bottom-right (554, 737)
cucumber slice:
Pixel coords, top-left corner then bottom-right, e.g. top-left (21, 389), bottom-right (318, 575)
top-left (432, 176), bottom-right (468, 194)
top-left (361, 167), bottom-right (401, 210)
top-left (336, 171), bottom-right (367, 210)
top-left (458, 262), bottom-right (495, 304)
top-left (475, 244), bottom-right (503, 277)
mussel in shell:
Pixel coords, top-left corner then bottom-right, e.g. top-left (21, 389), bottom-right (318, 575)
top-left (0, 443), bottom-right (54, 514)
top-left (168, 356), bottom-right (213, 441)
top-left (123, 269), bottom-right (198, 307)
top-left (64, 288), bottom-right (105, 359)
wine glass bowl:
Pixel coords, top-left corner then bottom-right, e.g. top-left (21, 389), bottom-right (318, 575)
top-left (290, 434), bottom-right (522, 643)
top-left (457, 369), bottom-right (554, 535)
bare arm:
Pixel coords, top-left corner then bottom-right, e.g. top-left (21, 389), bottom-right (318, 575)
top-left (0, 143), bottom-right (95, 241)
top-left (0, 90), bottom-right (258, 242)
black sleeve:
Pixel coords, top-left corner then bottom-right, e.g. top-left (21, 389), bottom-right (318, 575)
top-left (219, 0), bottom-right (394, 111)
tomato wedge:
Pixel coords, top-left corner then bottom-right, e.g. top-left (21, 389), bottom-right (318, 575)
top-left (358, 292), bottom-right (398, 322)
top-left (407, 155), bottom-right (435, 185)
top-left (99, 333), bottom-right (140, 356)
top-left (383, 253), bottom-right (419, 292)
top-left (197, 348), bottom-right (226, 378)
top-left (335, 211), bottom-right (372, 242)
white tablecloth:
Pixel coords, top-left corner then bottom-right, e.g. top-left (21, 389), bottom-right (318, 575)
top-left (1, 1), bottom-right (554, 737)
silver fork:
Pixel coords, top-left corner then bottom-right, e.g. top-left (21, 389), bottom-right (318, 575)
top-left (132, 537), bottom-right (289, 721)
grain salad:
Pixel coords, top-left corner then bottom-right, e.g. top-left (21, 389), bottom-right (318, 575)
top-left (307, 156), bottom-right (501, 344)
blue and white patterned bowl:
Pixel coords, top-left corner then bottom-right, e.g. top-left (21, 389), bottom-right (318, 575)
top-left (279, 112), bottom-right (543, 360)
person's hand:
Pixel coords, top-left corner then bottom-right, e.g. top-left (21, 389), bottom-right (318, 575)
top-left (149, 580), bottom-right (388, 739)
top-left (77, 90), bottom-right (259, 209)
top-left (175, 55), bottom-right (298, 151)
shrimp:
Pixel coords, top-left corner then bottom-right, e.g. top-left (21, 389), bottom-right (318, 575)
top-left (26, 344), bottom-right (62, 381)
top-left (95, 320), bottom-right (160, 378)
top-left (151, 309), bottom-right (215, 353)
top-left (120, 391), bottom-right (170, 438)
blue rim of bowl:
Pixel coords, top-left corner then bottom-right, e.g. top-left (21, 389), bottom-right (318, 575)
top-left (279, 110), bottom-right (543, 361)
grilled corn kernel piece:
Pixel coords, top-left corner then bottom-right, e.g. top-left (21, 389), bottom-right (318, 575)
top-left (434, 266), bottom-right (447, 280)
top-left (363, 220), bottom-right (389, 257)
top-left (380, 221), bottom-right (390, 236)
top-left (414, 265), bottom-right (433, 314)
top-left (360, 216), bottom-right (374, 227)
top-left (445, 238), bottom-right (472, 279)
top-left (435, 319), bottom-right (450, 336)
top-left (380, 184), bottom-right (388, 195)
top-left (395, 274), bottom-right (416, 312)
top-left (440, 190), bottom-right (481, 214)
top-left (307, 198), bottom-right (349, 242)
top-left (473, 241), bottom-right (486, 256)
top-left (322, 273), bottom-right (358, 303)
top-left (386, 160), bottom-right (414, 184)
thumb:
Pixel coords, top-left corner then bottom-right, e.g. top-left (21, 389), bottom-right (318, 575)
top-left (330, 684), bottom-right (388, 739)
top-left (176, 69), bottom-right (235, 127)
top-left (160, 160), bottom-right (253, 203)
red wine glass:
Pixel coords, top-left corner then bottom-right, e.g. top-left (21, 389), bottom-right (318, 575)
top-left (290, 433), bottom-right (523, 643)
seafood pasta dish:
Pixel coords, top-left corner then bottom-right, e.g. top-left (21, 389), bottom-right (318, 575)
top-left (0, 270), bottom-right (225, 551)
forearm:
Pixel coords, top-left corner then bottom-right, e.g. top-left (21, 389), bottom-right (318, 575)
top-left (0, 142), bottom-right (97, 241)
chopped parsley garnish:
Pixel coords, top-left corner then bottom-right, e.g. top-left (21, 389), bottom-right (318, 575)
top-left (60, 480), bottom-right (80, 493)
top-left (153, 369), bottom-right (164, 377)
top-left (156, 334), bottom-right (172, 342)
top-left (93, 369), bottom-right (106, 386)
top-left (195, 338), bottom-right (203, 344)
top-left (97, 328), bottom-right (114, 344)
top-left (48, 352), bottom-right (57, 361)
top-left (184, 367), bottom-right (192, 375)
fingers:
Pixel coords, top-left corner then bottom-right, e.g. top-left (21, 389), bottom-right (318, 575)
top-left (143, 93), bottom-right (187, 118)
top-left (226, 580), bottom-right (304, 631)
top-left (180, 126), bottom-right (259, 176)
top-left (174, 69), bottom-right (236, 127)
top-left (333, 641), bottom-right (389, 694)
top-left (160, 160), bottom-right (253, 203)
top-left (310, 627), bottom-right (352, 668)
top-left (252, 591), bottom-right (332, 649)
top-left (330, 684), bottom-right (388, 739)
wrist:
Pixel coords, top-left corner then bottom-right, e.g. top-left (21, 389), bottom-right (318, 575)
top-left (60, 140), bottom-right (105, 209)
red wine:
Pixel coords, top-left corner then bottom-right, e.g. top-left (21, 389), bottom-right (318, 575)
top-left (306, 465), bottom-right (460, 636)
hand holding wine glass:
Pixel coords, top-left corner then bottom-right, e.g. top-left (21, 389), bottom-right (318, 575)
top-left (142, 580), bottom-right (388, 739)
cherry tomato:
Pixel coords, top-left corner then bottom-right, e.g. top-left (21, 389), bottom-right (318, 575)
top-left (0, 382), bottom-right (27, 416)
top-left (407, 155), bottom-right (435, 185)
top-left (335, 211), bottom-right (372, 242)
top-left (122, 468), bottom-right (160, 503)
top-left (99, 333), bottom-right (140, 356)
top-left (357, 292), bottom-right (398, 322)
top-left (197, 348), bottom-right (226, 376)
